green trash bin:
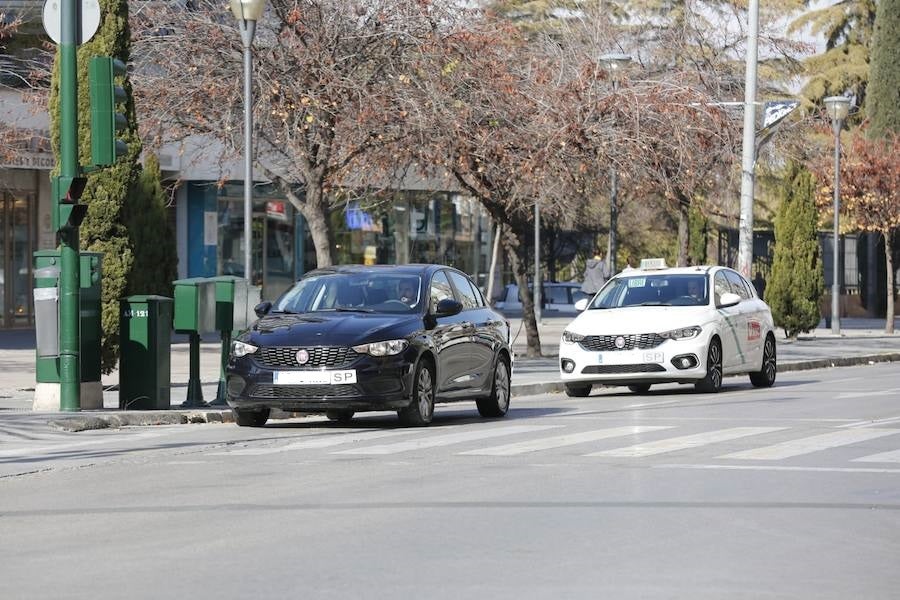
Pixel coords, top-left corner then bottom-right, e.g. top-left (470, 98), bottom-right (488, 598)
top-left (119, 295), bottom-right (173, 410)
top-left (33, 250), bottom-right (103, 410)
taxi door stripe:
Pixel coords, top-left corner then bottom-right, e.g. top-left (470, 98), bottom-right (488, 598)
top-left (586, 427), bottom-right (785, 458)
top-left (458, 426), bottom-right (673, 456)
top-left (718, 429), bottom-right (900, 460)
top-left (333, 425), bottom-right (560, 455)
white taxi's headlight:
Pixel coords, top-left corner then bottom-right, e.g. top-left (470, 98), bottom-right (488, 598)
top-left (352, 339), bottom-right (408, 356)
top-left (231, 340), bottom-right (258, 357)
top-left (562, 330), bottom-right (585, 344)
top-left (659, 326), bottom-right (701, 340)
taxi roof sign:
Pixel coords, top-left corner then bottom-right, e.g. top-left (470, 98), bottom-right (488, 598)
top-left (639, 258), bottom-right (668, 270)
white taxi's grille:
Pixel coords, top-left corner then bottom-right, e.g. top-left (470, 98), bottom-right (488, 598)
top-left (579, 334), bottom-right (665, 352)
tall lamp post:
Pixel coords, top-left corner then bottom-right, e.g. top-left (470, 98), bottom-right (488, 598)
top-left (599, 53), bottom-right (631, 274)
top-left (230, 0), bottom-right (266, 283)
top-left (824, 96), bottom-right (850, 336)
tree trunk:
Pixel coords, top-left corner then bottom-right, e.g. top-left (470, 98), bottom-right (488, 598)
top-left (502, 227), bottom-right (541, 358)
top-left (677, 197), bottom-right (690, 267)
top-left (884, 231), bottom-right (895, 334)
top-left (304, 202), bottom-right (334, 268)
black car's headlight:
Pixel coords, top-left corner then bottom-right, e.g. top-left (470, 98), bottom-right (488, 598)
top-left (659, 326), bottom-right (701, 340)
top-left (231, 340), bottom-right (258, 358)
top-left (352, 339), bottom-right (408, 357)
top-left (562, 330), bottom-right (585, 344)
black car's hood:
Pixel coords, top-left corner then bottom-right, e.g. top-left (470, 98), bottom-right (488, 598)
top-left (245, 312), bottom-right (422, 346)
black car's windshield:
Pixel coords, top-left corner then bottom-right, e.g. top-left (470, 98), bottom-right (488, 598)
top-left (274, 272), bottom-right (423, 315)
top-left (590, 273), bottom-right (709, 308)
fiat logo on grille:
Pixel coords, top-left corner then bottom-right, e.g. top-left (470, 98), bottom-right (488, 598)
top-left (295, 349), bottom-right (310, 365)
top-left (614, 336), bottom-right (626, 349)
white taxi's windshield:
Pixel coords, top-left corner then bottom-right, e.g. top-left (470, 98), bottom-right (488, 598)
top-left (590, 274), bottom-right (709, 308)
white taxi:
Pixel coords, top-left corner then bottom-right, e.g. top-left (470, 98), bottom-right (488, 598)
top-left (558, 259), bottom-right (777, 396)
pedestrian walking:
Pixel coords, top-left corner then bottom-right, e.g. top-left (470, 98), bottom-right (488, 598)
top-left (581, 248), bottom-right (610, 295)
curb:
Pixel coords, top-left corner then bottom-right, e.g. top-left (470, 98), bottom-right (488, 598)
top-left (46, 352), bottom-right (900, 432)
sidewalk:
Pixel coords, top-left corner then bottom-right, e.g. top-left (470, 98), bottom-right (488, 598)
top-left (1, 317), bottom-right (898, 419)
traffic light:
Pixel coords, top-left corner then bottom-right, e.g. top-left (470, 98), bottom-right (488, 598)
top-left (89, 56), bottom-right (128, 166)
top-left (52, 175), bottom-right (88, 231)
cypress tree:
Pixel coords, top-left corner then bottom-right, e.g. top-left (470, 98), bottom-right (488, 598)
top-left (766, 162), bottom-right (825, 339)
top-left (50, 0), bottom-right (176, 372)
top-left (867, 0), bottom-right (900, 137)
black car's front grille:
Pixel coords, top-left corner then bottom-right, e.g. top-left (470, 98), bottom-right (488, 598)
top-left (579, 333), bottom-right (665, 352)
top-left (249, 384), bottom-right (360, 399)
top-left (256, 346), bottom-right (358, 369)
top-left (581, 364), bottom-right (666, 374)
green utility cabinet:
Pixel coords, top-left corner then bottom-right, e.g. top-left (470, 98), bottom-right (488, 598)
top-left (33, 250), bottom-right (103, 385)
top-left (210, 276), bottom-right (261, 332)
top-left (173, 278), bottom-right (216, 334)
top-left (119, 295), bottom-right (173, 410)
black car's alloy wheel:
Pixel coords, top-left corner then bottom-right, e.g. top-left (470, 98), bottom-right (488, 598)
top-left (695, 339), bottom-right (723, 393)
top-left (399, 360), bottom-right (435, 426)
top-left (234, 408), bottom-right (270, 427)
top-left (477, 356), bottom-right (510, 418)
top-left (749, 334), bottom-right (777, 388)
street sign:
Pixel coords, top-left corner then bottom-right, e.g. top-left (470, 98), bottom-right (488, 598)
top-left (42, 0), bottom-right (101, 45)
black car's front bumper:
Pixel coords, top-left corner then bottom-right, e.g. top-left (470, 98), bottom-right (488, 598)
top-left (225, 349), bottom-right (417, 413)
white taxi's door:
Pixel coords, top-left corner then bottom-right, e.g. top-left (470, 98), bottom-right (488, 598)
top-left (725, 270), bottom-right (763, 368)
top-left (713, 271), bottom-right (745, 371)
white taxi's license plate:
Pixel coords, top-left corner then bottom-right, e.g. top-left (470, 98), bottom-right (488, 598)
top-left (597, 352), bottom-right (664, 365)
top-left (273, 370), bottom-right (357, 385)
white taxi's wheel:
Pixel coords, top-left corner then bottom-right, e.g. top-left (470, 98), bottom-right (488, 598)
top-left (750, 334), bottom-right (777, 388)
top-left (695, 339), bottom-right (723, 393)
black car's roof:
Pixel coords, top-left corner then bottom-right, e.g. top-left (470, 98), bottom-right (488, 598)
top-left (302, 264), bottom-right (454, 278)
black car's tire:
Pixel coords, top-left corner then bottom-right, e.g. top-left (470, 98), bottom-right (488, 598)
top-left (325, 410), bottom-right (355, 424)
top-left (234, 408), bottom-right (270, 427)
top-left (399, 359), bottom-right (435, 426)
top-left (749, 333), bottom-right (777, 388)
top-left (628, 384), bottom-right (651, 394)
top-left (695, 338), bottom-right (723, 393)
top-left (565, 384), bottom-right (592, 397)
top-left (477, 355), bottom-right (511, 418)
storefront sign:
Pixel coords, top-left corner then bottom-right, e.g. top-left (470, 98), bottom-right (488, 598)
top-left (1, 152), bottom-right (56, 170)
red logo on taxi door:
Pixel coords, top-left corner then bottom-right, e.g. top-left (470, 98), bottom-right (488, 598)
top-left (748, 321), bottom-right (761, 341)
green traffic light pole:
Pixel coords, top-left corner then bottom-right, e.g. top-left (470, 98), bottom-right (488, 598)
top-left (57, 0), bottom-right (82, 412)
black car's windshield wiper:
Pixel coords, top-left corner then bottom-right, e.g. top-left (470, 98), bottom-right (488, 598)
top-left (270, 309), bottom-right (299, 314)
top-left (323, 307), bottom-right (374, 313)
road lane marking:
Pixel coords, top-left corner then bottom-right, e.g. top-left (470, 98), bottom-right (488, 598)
top-left (836, 388), bottom-right (900, 400)
top-left (853, 449), bottom-right (900, 463)
top-left (658, 464), bottom-right (900, 474)
top-left (718, 429), bottom-right (900, 460)
top-left (214, 427), bottom-right (430, 456)
top-left (333, 425), bottom-right (561, 455)
top-left (0, 430), bottom-right (172, 459)
top-left (839, 415), bottom-right (900, 428)
top-left (586, 427), bottom-right (787, 458)
top-left (625, 400), bottom-right (681, 408)
top-left (459, 426), bottom-right (674, 456)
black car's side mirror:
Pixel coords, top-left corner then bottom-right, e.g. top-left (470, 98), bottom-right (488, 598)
top-left (433, 298), bottom-right (463, 318)
top-left (254, 301), bottom-right (273, 318)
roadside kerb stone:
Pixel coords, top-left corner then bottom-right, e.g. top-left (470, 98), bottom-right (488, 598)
top-left (43, 351), bottom-right (900, 431)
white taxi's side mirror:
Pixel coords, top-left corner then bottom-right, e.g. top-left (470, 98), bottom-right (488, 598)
top-left (718, 292), bottom-right (741, 308)
top-left (574, 298), bottom-right (589, 312)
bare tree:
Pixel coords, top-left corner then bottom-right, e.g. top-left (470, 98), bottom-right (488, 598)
top-left (130, 0), bottom-right (448, 267)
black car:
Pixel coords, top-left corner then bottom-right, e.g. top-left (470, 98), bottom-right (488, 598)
top-left (226, 264), bottom-right (513, 427)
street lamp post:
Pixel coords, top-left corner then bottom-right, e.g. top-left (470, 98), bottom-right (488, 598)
top-left (824, 96), bottom-right (850, 336)
top-left (599, 53), bottom-right (631, 274)
top-left (230, 0), bottom-right (266, 283)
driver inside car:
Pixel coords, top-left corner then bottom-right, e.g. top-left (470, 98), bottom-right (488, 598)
top-left (398, 281), bottom-right (418, 307)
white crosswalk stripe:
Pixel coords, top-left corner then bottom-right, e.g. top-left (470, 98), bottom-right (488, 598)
top-left (585, 427), bottom-right (787, 458)
top-left (718, 428), bottom-right (900, 461)
top-left (333, 424), bottom-right (561, 455)
top-left (216, 427), bottom-right (429, 456)
top-left (459, 426), bottom-right (674, 456)
top-left (853, 448), bottom-right (900, 463)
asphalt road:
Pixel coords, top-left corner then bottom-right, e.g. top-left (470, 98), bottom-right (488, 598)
top-left (2, 363), bottom-right (900, 599)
